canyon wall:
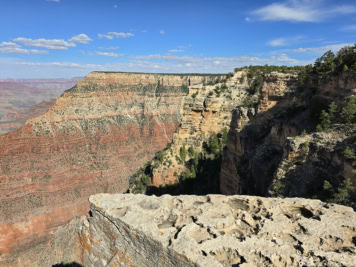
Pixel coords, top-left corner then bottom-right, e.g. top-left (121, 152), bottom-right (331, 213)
top-left (0, 72), bottom-right (225, 266)
top-left (220, 71), bottom-right (356, 196)
top-left (0, 78), bottom-right (79, 135)
top-left (148, 71), bottom-right (254, 187)
top-left (77, 193), bottom-right (356, 266)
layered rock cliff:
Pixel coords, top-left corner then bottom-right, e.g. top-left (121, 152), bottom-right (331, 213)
top-left (0, 72), bottom-right (225, 266)
top-left (0, 78), bottom-right (79, 135)
top-left (77, 193), bottom-right (356, 267)
top-left (129, 71), bottom-right (258, 194)
top-left (220, 70), bottom-right (356, 198)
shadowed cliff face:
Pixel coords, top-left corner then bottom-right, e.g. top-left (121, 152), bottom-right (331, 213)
top-left (220, 71), bottom-right (356, 197)
top-left (0, 72), bottom-right (225, 266)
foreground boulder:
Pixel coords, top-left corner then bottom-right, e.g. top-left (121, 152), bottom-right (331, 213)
top-left (77, 193), bottom-right (356, 266)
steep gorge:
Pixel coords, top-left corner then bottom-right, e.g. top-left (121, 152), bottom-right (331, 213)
top-left (221, 71), bottom-right (356, 197)
top-left (0, 72), bottom-right (225, 266)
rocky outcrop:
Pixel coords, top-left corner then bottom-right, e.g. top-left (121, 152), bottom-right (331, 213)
top-left (220, 71), bottom-right (356, 196)
top-left (257, 72), bottom-right (298, 113)
top-left (78, 193), bottom-right (356, 267)
top-left (269, 124), bottom-right (356, 197)
top-left (0, 72), bottom-right (225, 266)
top-left (136, 71), bottom-right (255, 187)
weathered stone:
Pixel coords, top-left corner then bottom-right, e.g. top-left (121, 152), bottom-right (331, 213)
top-left (0, 72), bottom-right (225, 266)
top-left (78, 193), bottom-right (356, 267)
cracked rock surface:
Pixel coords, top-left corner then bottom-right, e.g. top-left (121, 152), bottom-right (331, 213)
top-left (78, 193), bottom-right (356, 266)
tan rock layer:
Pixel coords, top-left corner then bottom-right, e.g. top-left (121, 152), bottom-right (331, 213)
top-left (78, 193), bottom-right (356, 267)
top-left (0, 72), bottom-right (225, 266)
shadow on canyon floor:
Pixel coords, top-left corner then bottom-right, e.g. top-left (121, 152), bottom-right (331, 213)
top-left (52, 262), bottom-right (82, 267)
top-left (146, 156), bottom-right (222, 196)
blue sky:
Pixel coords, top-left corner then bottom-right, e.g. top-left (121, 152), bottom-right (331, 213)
top-left (0, 0), bottom-right (355, 78)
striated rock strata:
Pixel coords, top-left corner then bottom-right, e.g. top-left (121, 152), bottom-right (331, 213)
top-left (139, 71), bottom-right (255, 187)
top-left (0, 72), bottom-right (225, 266)
top-left (78, 193), bottom-right (356, 267)
top-left (0, 79), bottom-right (79, 135)
top-left (220, 71), bottom-right (356, 196)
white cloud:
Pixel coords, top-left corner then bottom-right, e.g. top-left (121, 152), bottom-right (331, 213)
top-left (98, 46), bottom-right (120, 50)
top-left (95, 51), bottom-right (123, 57)
top-left (98, 32), bottom-right (134, 40)
top-left (114, 5), bottom-right (118, 8)
top-left (0, 51), bottom-right (315, 78)
top-left (245, 17), bottom-right (251, 22)
top-left (341, 25), bottom-right (356, 31)
top-left (107, 32), bottom-right (135, 38)
top-left (69, 34), bottom-right (92, 44)
top-left (0, 47), bottom-right (48, 54)
top-left (160, 30), bottom-right (165, 35)
top-left (168, 49), bottom-right (184, 53)
top-left (284, 43), bottom-right (354, 54)
top-left (46, 0), bottom-right (60, 2)
top-left (98, 34), bottom-right (114, 40)
top-left (13, 37), bottom-right (76, 50)
top-left (252, 0), bottom-right (356, 22)
top-left (134, 54), bottom-right (311, 70)
top-left (0, 42), bottom-right (20, 47)
top-left (267, 36), bottom-right (304, 46)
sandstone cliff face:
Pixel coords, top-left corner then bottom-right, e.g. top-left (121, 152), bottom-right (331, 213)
top-left (0, 72), bottom-right (225, 266)
top-left (78, 193), bottom-right (356, 267)
top-left (269, 124), bottom-right (356, 197)
top-left (134, 71), bottom-right (255, 187)
top-left (220, 71), bottom-right (356, 196)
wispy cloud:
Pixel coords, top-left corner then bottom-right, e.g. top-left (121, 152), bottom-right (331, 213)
top-left (267, 36), bottom-right (304, 46)
top-left (69, 34), bottom-right (92, 44)
top-left (283, 43), bottom-right (354, 54)
top-left (98, 32), bottom-right (134, 40)
top-left (160, 30), bottom-right (165, 35)
top-left (168, 49), bottom-right (184, 53)
top-left (98, 46), bottom-right (120, 50)
top-left (46, 0), bottom-right (60, 2)
top-left (95, 51), bottom-right (123, 57)
top-left (252, 0), bottom-right (356, 22)
top-left (341, 25), bottom-right (356, 31)
top-left (0, 47), bottom-right (48, 55)
top-left (0, 41), bottom-right (48, 54)
top-left (134, 53), bottom-right (311, 68)
top-left (0, 52), bottom-right (314, 78)
top-left (0, 42), bottom-right (20, 47)
top-left (98, 34), bottom-right (114, 40)
top-left (107, 32), bottom-right (134, 38)
top-left (12, 37), bottom-right (76, 50)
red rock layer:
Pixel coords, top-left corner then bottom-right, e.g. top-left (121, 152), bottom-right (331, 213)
top-left (0, 72), bottom-right (225, 266)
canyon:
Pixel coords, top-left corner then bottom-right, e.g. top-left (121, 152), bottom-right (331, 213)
top-left (0, 72), bottom-right (225, 266)
top-left (1, 54), bottom-right (355, 266)
top-left (0, 78), bottom-right (80, 135)
top-left (221, 72), bottom-right (356, 197)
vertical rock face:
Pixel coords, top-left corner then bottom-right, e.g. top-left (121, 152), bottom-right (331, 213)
top-left (0, 72), bottom-right (225, 266)
top-left (220, 71), bottom-right (356, 196)
top-left (137, 71), bottom-right (255, 187)
top-left (220, 72), bottom-right (300, 195)
top-left (78, 193), bottom-right (356, 267)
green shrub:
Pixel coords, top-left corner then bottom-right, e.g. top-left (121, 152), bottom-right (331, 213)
top-left (180, 144), bottom-right (187, 163)
top-left (341, 97), bottom-right (356, 123)
top-left (344, 147), bottom-right (356, 160)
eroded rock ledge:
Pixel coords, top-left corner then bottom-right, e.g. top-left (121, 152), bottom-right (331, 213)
top-left (78, 193), bottom-right (356, 266)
